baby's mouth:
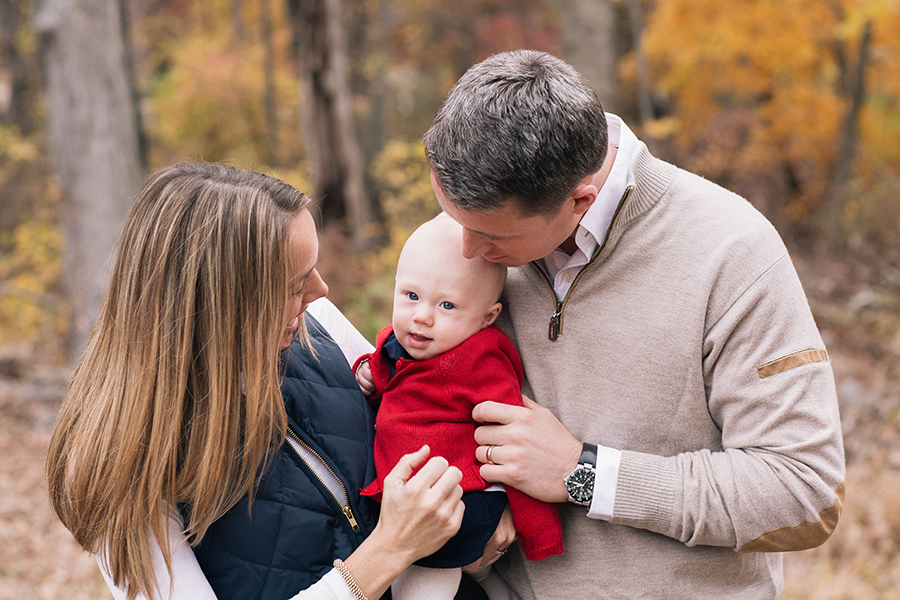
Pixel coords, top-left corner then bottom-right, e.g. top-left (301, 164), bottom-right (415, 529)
top-left (407, 332), bottom-right (432, 347)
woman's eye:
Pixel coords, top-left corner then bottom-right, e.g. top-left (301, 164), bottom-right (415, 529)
top-left (406, 292), bottom-right (419, 301)
top-left (440, 301), bottom-right (455, 310)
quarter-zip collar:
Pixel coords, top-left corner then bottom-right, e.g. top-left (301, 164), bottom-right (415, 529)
top-left (535, 186), bottom-right (633, 340)
top-left (542, 114), bottom-right (642, 298)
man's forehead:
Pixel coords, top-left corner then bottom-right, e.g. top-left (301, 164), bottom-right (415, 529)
top-left (455, 208), bottom-right (538, 240)
top-left (439, 200), bottom-right (532, 236)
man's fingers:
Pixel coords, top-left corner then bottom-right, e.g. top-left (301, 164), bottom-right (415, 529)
top-left (478, 462), bottom-right (507, 485)
top-left (520, 394), bottom-right (540, 409)
top-left (472, 400), bottom-right (526, 425)
top-left (476, 442), bottom-right (502, 465)
top-left (474, 422), bottom-right (506, 447)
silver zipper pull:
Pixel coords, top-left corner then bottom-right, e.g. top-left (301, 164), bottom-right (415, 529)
top-left (549, 302), bottom-right (563, 341)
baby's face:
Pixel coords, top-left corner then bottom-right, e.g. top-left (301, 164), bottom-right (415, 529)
top-left (391, 250), bottom-right (499, 361)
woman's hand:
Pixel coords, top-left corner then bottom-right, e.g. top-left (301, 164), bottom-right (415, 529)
top-left (344, 446), bottom-right (463, 599)
top-left (377, 445), bottom-right (465, 559)
top-left (463, 503), bottom-right (516, 572)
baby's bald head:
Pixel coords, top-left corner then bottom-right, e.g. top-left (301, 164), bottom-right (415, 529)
top-left (391, 214), bottom-right (508, 360)
top-left (399, 213), bottom-right (507, 306)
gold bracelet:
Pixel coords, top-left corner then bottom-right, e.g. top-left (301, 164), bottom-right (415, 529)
top-left (333, 558), bottom-right (368, 600)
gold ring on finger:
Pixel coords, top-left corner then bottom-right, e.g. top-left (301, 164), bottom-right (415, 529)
top-left (486, 444), bottom-right (497, 465)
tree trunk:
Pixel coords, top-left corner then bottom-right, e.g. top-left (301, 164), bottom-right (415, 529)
top-left (827, 20), bottom-right (871, 249)
top-left (231, 0), bottom-right (244, 42)
top-left (290, 0), bottom-right (382, 251)
top-left (261, 0), bottom-right (279, 166)
top-left (561, 0), bottom-right (618, 112)
top-left (0, 0), bottom-right (42, 135)
top-left (367, 0), bottom-right (390, 159)
top-left (625, 0), bottom-right (653, 127)
top-left (34, 0), bottom-right (145, 358)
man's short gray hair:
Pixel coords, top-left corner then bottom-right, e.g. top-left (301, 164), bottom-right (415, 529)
top-left (423, 50), bottom-right (608, 217)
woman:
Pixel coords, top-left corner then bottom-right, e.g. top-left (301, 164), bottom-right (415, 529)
top-left (45, 163), bottom-right (494, 600)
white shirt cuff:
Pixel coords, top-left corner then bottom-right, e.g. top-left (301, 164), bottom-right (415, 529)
top-left (586, 445), bottom-right (621, 520)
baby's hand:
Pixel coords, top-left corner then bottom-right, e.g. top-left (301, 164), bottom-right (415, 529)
top-left (355, 359), bottom-right (376, 398)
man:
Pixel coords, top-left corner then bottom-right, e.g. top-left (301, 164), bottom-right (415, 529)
top-left (422, 50), bottom-right (845, 599)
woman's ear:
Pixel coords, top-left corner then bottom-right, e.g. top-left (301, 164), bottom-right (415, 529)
top-left (482, 302), bottom-right (503, 328)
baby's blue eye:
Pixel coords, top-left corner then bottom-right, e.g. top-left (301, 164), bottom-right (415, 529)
top-left (406, 292), bottom-right (419, 301)
top-left (440, 301), bottom-right (455, 310)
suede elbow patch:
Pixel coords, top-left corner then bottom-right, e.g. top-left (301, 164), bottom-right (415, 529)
top-left (757, 349), bottom-right (829, 378)
top-left (739, 481), bottom-right (845, 553)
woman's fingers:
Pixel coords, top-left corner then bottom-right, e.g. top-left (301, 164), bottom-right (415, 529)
top-left (376, 446), bottom-right (465, 563)
top-left (424, 460), bottom-right (464, 497)
top-left (386, 445), bottom-right (431, 485)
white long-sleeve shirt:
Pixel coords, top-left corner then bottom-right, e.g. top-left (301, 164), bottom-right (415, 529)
top-left (98, 299), bottom-right (370, 600)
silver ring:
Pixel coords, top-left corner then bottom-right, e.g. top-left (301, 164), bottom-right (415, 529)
top-left (486, 445), bottom-right (497, 465)
top-left (495, 547), bottom-right (508, 557)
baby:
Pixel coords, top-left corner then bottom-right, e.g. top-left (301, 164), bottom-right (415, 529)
top-left (354, 214), bottom-right (562, 600)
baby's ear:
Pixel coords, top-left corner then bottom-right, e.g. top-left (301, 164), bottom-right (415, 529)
top-left (482, 302), bottom-right (503, 328)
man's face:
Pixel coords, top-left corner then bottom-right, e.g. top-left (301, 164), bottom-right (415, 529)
top-left (432, 171), bottom-right (582, 267)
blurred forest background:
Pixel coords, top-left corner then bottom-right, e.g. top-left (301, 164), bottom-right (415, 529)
top-left (1, 0), bottom-right (899, 597)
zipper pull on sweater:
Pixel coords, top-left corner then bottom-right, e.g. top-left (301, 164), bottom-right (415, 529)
top-left (549, 302), bottom-right (563, 340)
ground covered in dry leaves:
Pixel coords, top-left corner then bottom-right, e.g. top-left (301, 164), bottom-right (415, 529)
top-left (1, 250), bottom-right (898, 599)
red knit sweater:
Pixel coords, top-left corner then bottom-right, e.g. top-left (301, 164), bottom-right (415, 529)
top-left (355, 324), bottom-right (563, 561)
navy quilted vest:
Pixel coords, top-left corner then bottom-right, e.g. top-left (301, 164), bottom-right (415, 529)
top-left (191, 316), bottom-right (381, 600)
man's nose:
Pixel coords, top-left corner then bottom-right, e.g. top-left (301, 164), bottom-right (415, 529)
top-left (461, 230), bottom-right (489, 260)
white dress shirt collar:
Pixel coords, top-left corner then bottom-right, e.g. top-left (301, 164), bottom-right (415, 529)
top-left (543, 114), bottom-right (641, 295)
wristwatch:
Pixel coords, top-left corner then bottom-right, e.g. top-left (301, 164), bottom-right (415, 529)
top-left (564, 443), bottom-right (598, 506)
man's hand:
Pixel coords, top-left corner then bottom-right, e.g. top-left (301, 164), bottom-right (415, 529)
top-left (473, 395), bottom-right (581, 503)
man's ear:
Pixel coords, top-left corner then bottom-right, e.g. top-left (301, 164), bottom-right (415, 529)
top-left (482, 302), bottom-right (503, 328)
top-left (570, 175), bottom-right (598, 216)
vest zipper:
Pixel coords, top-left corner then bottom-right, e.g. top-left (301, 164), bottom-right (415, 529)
top-left (536, 186), bottom-right (633, 341)
top-left (286, 426), bottom-right (361, 532)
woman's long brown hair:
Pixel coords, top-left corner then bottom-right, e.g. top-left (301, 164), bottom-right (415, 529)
top-left (46, 163), bottom-right (311, 600)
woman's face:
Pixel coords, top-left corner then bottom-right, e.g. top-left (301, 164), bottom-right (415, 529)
top-left (282, 209), bottom-right (328, 349)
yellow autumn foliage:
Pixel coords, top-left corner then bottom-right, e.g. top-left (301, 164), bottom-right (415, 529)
top-left (636, 0), bottom-right (900, 237)
top-left (0, 126), bottom-right (65, 347)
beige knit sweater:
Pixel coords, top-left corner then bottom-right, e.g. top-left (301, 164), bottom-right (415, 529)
top-left (495, 145), bottom-right (845, 599)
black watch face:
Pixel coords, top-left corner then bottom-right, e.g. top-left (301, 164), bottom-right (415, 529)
top-left (566, 468), bottom-right (594, 503)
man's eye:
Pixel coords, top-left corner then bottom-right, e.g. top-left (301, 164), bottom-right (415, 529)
top-left (440, 301), bottom-right (455, 310)
top-left (406, 292), bottom-right (419, 301)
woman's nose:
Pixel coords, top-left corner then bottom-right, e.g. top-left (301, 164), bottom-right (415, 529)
top-left (309, 269), bottom-right (328, 300)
